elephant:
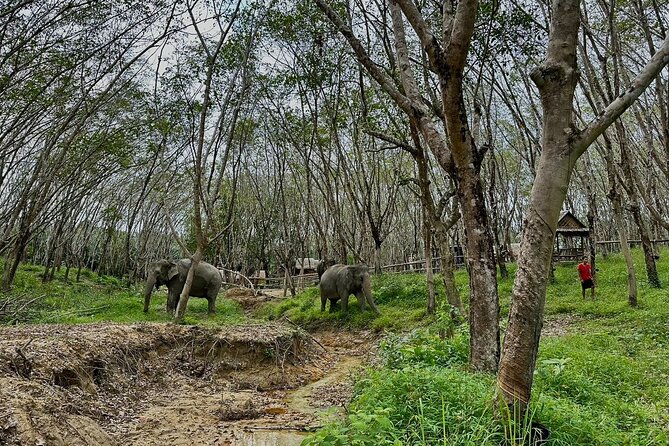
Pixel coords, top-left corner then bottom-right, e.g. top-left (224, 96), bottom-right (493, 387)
top-left (143, 259), bottom-right (222, 314)
top-left (316, 257), bottom-right (335, 281)
top-left (319, 264), bottom-right (380, 314)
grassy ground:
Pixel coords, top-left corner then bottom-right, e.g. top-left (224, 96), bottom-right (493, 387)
top-left (0, 263), bottom-right (246, 326)
top-left (301, 250), bottom-right (669, 445)
top-left (2, 250), bottom-right (668, 444)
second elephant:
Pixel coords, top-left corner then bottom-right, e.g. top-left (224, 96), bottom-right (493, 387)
top-left (143, 258), bottom-right (222, 314)
top-left (319, 264), bottom-right (380, 314)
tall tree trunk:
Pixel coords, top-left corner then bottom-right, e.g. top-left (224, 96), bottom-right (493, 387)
top-left (630, 203), bottom-right (660, 288)
top-left (584, 178), bottom-right (598, 284)
top-left (616, 129), bottom-right (660, 288)
top-left (97, 226), bottom-right (114, 275)
top-left (488, 155), bottom-right (509, 278)
top-left (497, 0), bottom-right (668, 420)
top-left (424, 212), bottom-right (436, 315)
top-left (499, 0), bottom-right (593, 417)
top-left (451, 164), bottom-right (500, 372)
top-left (373, 240), bottom-right (382, 275)
top-left (435, 226), bottom-right (463, 314)
top-left (407, 122), bottom-right (464, 317)
top-left (282, 257), bottom-right (296, 297)
top-left (603, 136), bottom-right (639, 306)
top-left (610, 187), bottom-right (638, 307)
top-left (315, 0), bottom-right (500, 373)
top-left (175, 250), bottom-right (202, 321)
top-left (43, 214), bottom-right (68, 282)
top-left (497, 156), bottom-right (575, 413)
top-left (2, 226), bottom-right (31, 291)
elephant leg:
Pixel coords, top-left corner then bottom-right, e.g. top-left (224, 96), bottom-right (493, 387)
top-left (206, 298), bottom-right (216, 314)
top-left (355, 292), bottom-right (366, 311)
top-left (167, 289), bottom-right (179, 314)
top-left (321, 294), bottom-right (327, 312)
top-left (366, 296), bottom-right (380, 314)
top-left (341, 294), bottom-right (349, 313)
top-left (207, 285), bottom-right (220, 314)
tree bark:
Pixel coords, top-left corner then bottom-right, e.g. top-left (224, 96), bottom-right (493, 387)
top-left (616, 127), bottom-right (660, 288)
top-left (610, 187), bottom-right (638, 307)
top-left (497, 0), bottom-right (668, 419)
top-left (488, 155), bottom-right (509, 279)
top-left (435, 226), bottom-right (463, 314)
top-left (175, 250), bottom-right (202, 321)
top-left (406, 122), bottom-right (464, 317)
top-left (424, 212), bottom-right (436, 314)
top-left (584, 176), bottom-right (598, 284)
top-left (394, 0), bottom-right (500, 372)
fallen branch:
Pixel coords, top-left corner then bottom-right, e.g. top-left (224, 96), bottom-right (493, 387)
top-left (282, 316), bottom-right (328, 353)
top-left (0, 294), bottom-right (46, 323)
top-left (12, 295), bottom-right (45, 316)
top-left (240, 425), bottom-right (318, 432)
top-left (217, 267), bottom-right (257, 296)
top-left (12, 338), bottom-right (34, 378)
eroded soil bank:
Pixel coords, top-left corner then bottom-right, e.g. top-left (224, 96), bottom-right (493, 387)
top-left (0, 322), bottom-right (376, 445)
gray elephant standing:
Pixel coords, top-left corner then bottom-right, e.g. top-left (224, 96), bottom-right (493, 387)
top-left (143, 259), bottom-right (222, 314)
top-left (319, 264), bottom-right (380, 314)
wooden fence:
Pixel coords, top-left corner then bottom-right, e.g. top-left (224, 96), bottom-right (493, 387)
top-left (253, 273), bottom-right (318, 290)
top-left (221, 269), bottom-right (318, 294)
top-left (596, 239), bottom-right (669, 255)
top-left (381, 255), bottom-right (467, 274)
top-left (227, 238), bottom-right (669, 294)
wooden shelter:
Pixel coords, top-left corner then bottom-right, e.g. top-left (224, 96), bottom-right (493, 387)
top-left (294, 258), bottom-right (321, 275)
top-left (553, 211), bottom-right (589, 262)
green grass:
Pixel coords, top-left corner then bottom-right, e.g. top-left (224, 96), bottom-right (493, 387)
top-left (1, 261), bottom-right (246, 326)
top-left (300, 250), bottom-right (669, 445)
top-left (256, 274), bottom-right (437, 331)
top-left (3, 250), bottom-right (669, 444)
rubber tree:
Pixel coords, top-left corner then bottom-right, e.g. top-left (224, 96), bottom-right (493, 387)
top-left (370, 125), bottom-right (463, 315)
top-left (173, 0), bottom-right (252, 321)
top-left (314, 0), bottom-right (500, 373)
top-left (497, 0), bottom-right (669, 419)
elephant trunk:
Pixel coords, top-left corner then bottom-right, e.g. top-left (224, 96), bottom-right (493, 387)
top-left (143, 274), bottom-right (156, 312)
top-left (363, 276), bottom-right (380, 314)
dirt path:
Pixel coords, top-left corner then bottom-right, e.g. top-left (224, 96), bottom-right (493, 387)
top-left (0, 323), bottom-right (377, 446)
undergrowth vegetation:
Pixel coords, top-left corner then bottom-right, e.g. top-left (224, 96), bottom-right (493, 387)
top-left (1, 250), bottom-right (668, 444)
top-left (299, 250), bottom-right (669, 446)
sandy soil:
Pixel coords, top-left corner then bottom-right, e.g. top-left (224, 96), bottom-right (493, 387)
top-left (0, 321), bottom-right (378, 446)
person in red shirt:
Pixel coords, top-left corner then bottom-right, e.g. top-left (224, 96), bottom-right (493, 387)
top-left (577, 257), bottom-right (595, 299)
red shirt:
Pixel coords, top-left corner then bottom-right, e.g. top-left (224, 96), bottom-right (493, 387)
top-left (578, 262), bottom-right (592, 281)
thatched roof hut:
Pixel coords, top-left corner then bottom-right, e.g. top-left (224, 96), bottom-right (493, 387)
top-left (554, 211), bottom-right (589, 262)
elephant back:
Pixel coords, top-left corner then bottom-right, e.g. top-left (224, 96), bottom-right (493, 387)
top-left (177, 258), bottom-right (212, 271)
top-left (320, 264), bottom-right (369, 294)
top-left (176, 259), bottom-right (221, 281)
top-left (319, 264), bottom-right (344, 293)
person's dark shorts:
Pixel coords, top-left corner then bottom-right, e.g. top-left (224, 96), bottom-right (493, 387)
top-left (581, 279), bottom-right (594, 289)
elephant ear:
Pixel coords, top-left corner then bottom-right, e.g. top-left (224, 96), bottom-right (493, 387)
top-left (167, 262), bottom-right (179, 280)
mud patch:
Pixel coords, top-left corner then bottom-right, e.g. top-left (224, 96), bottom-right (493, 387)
top-left (225, 288), bottom-right (279, 311)
top-left (227, 428), bottom-right (308, 446)
top-left (0, 324), bottom-right (378, 445)
top-left (0, 323), bottom-right (318, 445)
